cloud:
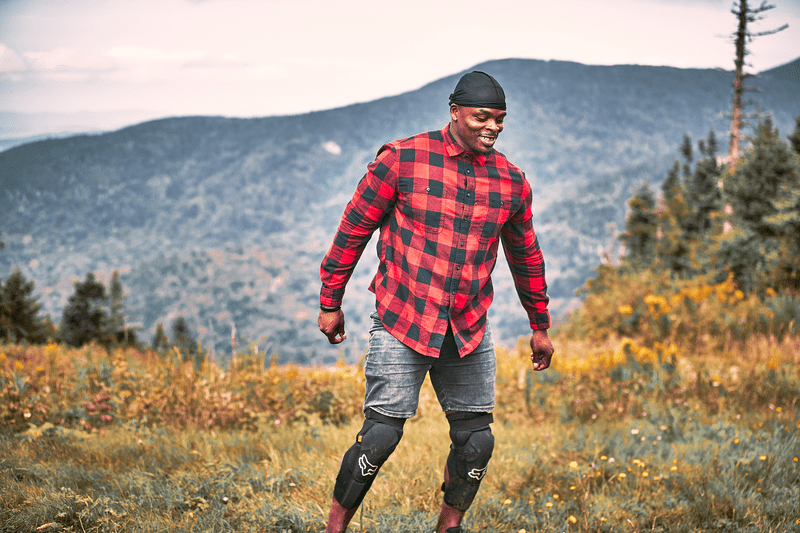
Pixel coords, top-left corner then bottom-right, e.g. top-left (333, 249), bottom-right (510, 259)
top-left (106, 46), bottom-right (248, 70)
top-left (0, 44), bottom-right (26, 72)
top-left (23, 47), bottom-right (114, 71)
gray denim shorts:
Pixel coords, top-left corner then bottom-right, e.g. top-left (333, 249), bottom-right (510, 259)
top-left (363, 313), bottom-right (496, 419)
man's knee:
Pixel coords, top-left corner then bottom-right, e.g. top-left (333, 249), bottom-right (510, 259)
top-left (442, 411), bottom-right (495, 511)
top-left (333, 408), bottom-right (405, 509)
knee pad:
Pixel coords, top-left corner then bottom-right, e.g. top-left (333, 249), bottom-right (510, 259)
top-left (442, 412), bottom-right (494, 511)
top-left (333, 409), bottom-right (404, 509)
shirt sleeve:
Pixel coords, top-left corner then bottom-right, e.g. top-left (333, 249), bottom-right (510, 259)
top-left (500, 176), bottom-right (551, 330)
top-left (320, 145), bottom-right (399, 308)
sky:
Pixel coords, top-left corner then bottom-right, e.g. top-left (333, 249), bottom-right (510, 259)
top-left (0, 0), bottom-right (798, 137)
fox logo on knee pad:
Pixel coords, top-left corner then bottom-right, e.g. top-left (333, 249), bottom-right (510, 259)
top-left (358, 454), bottom-right (378, 477)
top-left (333, 411), bottom-right (405, 509)
top-left (443, 412), bottom-right (495, 511)
top-left (467, 466), bottom-right (487, 481)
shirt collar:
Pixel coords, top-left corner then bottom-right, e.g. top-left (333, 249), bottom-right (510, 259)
top-left (443, 124), bottom-right (488, 166)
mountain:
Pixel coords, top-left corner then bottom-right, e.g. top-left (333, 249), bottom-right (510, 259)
top-left (2, 58), bottom-right (799, 364)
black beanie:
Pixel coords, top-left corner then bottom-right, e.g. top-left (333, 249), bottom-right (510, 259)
top-left (448, 71), bottom-right (506, 111)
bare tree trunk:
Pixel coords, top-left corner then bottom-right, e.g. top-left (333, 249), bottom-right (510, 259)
top-left (727, 0), bottom-right (788, 172)
top-left (729, 0), bottom-right (748, 171)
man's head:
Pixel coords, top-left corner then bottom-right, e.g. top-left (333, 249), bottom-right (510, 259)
top-left (448, 71), bottom-right (507, 155)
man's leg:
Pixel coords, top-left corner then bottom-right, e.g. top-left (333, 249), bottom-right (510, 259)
top-left (436, 411), bottom-right (495, 533)
top-left (429, 325), bottom-right (496, 532)
top-left (325, 408), bottom-right (406, 533)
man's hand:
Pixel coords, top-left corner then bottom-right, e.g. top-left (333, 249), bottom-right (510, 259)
top-left (318, 308), bottom-right (347, 344)
top-left (530, 329), bottom-right (554, 371)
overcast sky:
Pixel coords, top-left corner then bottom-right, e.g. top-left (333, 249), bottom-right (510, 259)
top-left (1, 0), bottom-right (798, 134)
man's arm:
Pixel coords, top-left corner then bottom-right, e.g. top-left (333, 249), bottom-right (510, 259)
top-left (318, 146), bottom-right (399, 344)
top-left (500, 178), bottom-right (554, 369)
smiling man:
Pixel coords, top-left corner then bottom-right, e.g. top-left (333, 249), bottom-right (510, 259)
top-left (318, 71), bottom-right (554, 533)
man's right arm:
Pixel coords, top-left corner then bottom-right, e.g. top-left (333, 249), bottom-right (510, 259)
top-left (319, 145), bottom-right (399, 315)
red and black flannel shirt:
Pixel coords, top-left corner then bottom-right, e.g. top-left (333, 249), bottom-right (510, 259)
top-left (320, 124), bottom-right (550, 357)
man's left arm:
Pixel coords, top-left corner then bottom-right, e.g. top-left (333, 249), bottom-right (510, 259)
top-left (500, 178), bottom-right (554, 370)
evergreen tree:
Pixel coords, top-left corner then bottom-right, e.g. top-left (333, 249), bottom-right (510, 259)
top-left (789, 114), bottom-right (800, 155)
top-left (60, 272), bottom-right (110, 347)
top-left (683, 132), bottom-right (722, 239)
top-left (171, 316), bottom-right (198, 361)
top-left (152, 322), bottom-right (169, 353)
top-left (109, 271), bottom-right (125, 339)
top-left (107, 270), bottom-right (138, 346)
top-left (0, 269), bottom-right (50, 344)
top-left (727, 0), bottom-right (787, 170)
top-left (658, 161), bottom-right (694, 275)
top-left (680, 134), bottom-right (693, 179)
top-left (719, 118), bottom-right (800, 292)
top-left (620, 183), bottom-right (658, 271)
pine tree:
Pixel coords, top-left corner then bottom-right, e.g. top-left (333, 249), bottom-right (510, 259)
top-left (727, 0), bottom-right (788, 170)
top-left (658, 162), bottom-right (694, 275)
top-left (680, 134), bottom-right (693, 179)
top-left (59, 272), bottom-right (110, 347)
top-left (620, 183), bottom-right (658, 271)
top-left (719, 118), bottom-right (800, 292)
top-left (107, 270), bottom-right (138, 346)
top-left (171, 316), bottom-right (198, 361)
top-left (152, 322), bottom-right (169, 354)
top-left (684, 132), bottom-right (722, 239)
top-left (789, 115), bottom-right (800, 155)
top-left (109, 271), bottom-right (125, 340)
top-left (0, 269), bottom-right (50, 344)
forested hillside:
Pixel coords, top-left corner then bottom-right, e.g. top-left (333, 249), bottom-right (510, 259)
top-left (1, 57), bottom-right (798, 363)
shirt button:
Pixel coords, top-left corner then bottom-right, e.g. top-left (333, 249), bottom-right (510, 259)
top-left (426, 187), bottom-right (430, 192)
top-left (460, 241), bottom-right (465, 247)
top-left (456, 265), bottom-right (461, 270)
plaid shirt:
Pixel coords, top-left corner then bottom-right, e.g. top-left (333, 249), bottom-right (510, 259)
top-left (320, 124), bottom-right (549, 357)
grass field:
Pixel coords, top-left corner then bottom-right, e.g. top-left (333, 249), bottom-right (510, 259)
top-left (2, 333), bottom-right (799, 532)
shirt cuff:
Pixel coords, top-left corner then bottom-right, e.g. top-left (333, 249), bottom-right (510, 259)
top-left (529, 311), bottom-right (551, 331)
top-left (320, 285), bottom-right (344, 309)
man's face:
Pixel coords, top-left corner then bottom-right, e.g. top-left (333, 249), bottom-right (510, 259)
top-left (449, 105), bottom-right (506, 155)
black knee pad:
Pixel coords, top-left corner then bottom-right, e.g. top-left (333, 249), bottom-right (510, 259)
top-left (442, 412), bottom-right (494, 511)
top-left (333, 409), bottom-right (404, 509)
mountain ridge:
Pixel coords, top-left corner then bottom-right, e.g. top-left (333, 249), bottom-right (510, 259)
top-left (2, 57), bottom-right (798, 363)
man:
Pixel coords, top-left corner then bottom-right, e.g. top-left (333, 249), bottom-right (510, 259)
top-left (318, 71), bottom-right (554, 533)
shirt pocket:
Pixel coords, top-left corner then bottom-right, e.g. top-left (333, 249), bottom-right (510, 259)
top-left (476, 191), bottom-right (520, 244)
top-left (398, 176), bottom-right (448, 237)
